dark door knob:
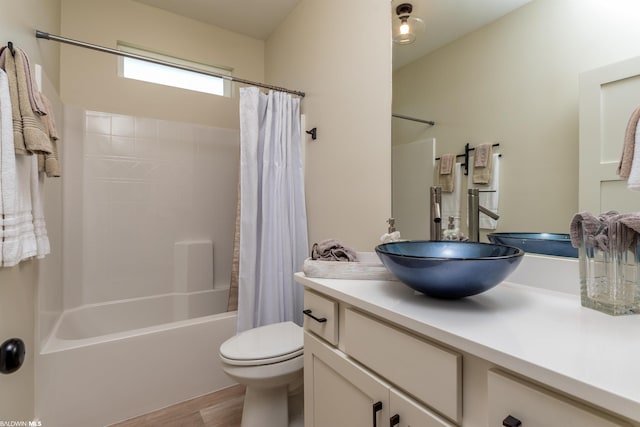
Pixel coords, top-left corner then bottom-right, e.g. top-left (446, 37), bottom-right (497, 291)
top-left (0, 338), bottom-right (26, 374)
top-left (503, 414), bottom-right (522, 427)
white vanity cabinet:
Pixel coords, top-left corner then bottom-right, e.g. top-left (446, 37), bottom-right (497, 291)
top-left (303, 290), bottom-right (454, 427)
top-left (298, 274), bottom-right (640, 427)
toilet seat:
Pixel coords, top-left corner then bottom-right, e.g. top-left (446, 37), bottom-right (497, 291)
top-left (219, 321), bottom-right (303, 366)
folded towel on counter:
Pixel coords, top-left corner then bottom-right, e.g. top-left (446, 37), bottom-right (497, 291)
top-left (472, 143), bottom-right (493, 184)
top-left (570, 211), bottom-right (640, 252)
top-left (467, 153), bottom-right (500, 229)
top-left (611, 214), bottom-right (640, 252)
top-left (617, 106), bottom-right (640, 178)
top-left (569, 211), bottom-right (614, 250)
top-left (311, 239), bottom-right (358, 262)
top-left (437, 154), bottom-right (456, 193)
top-left (441, 162), bottom-right (462, 222)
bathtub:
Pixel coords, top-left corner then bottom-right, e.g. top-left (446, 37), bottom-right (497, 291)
top-left (35, 289), bottom-right (238, 427)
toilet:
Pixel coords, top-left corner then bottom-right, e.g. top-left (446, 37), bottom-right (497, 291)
top-left (219, 321), bottom-right (304, 427)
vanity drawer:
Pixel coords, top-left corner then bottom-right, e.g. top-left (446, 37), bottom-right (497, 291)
top-left (390, 388), bottom-right (456, 427)
top-left (488, 369), bottom-right (631, 427)
top-left (303, 290), bottom-right (339, 346)
top-left (343, 308), bottom-right (462, 423)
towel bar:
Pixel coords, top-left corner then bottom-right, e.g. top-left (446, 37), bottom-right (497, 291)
top-left (435, 143), bottom-right (501, 175)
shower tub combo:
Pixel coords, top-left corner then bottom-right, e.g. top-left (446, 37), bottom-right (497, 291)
top-left (35, 110), bottom-right (242, 426)
top-left (36, 288), bottom-right (236, 426)
top-left (36, 241), bottom-right (237, 426)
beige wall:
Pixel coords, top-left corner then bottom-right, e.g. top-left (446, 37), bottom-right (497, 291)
top-left (60, 0), bottom-right (265, 129)
top-left (266, 0), bottom-right (392, 251)
top-left (393, 0), bottom-right (640, 235)
top-left (0, 0), bottom-right (62, 421)
top-left (0, 0), bottom-right (61, 89)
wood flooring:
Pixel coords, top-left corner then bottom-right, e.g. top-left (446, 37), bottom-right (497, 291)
top-left (109, 384), bottom-right (245, 427)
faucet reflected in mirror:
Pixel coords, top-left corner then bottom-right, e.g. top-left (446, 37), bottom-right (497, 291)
top-left (429, 186), bottom-right (442, 240)
top-left (429, 186), bottom-right (499, 242)
top-left (467, 189), bottom-right (500, 242)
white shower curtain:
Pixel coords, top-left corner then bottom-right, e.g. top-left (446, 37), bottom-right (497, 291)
top-left (237, 87), bottom-right (309, 332)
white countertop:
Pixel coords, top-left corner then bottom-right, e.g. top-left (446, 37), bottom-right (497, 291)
top-left (295, 254), bottom-right (640, 422)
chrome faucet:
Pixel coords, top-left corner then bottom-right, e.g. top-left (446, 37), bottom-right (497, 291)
top-left (430, 186), bottom-right (442, 240)
top-left (467, 188), bottom-right (500, 242)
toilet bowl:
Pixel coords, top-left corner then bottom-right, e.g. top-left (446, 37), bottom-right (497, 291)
top-left (219, 321), bottom-right (304, 427)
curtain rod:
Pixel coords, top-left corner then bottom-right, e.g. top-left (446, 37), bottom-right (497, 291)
top-left (392, 113), bottom-right (435, 126)
top-left (35, 30), bottom-right (306, 97)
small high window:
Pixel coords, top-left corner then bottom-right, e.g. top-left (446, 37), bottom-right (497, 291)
top-left (117, 43), bottom-right (233, 97)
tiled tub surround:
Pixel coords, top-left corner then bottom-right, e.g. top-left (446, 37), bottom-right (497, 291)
top-left (297, 254), bottom-right (640, 426)
top-left (35, 109), bottom-right (240, 426)
top-left (71, 109), bottom-right (240, 305)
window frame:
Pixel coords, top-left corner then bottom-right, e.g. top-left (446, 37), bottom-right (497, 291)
top-left (117, 42), bottom-right (233, 97)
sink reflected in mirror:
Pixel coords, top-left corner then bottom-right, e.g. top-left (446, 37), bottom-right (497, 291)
top-left (487, 233), bottom-right (578, 258)
top-left (375, 240), bottom-right (524, 299)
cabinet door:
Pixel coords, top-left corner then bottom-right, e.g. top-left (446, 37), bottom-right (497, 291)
top-left (389, 388), bottom-right (455, 427)
top-left (488, 369), bottom-right (631, 427)
top-left (305, 332), bottom-right (389, 427)
top-left (344, 308), bottom-right (462, 423)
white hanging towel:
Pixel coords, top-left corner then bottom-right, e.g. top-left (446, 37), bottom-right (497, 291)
top-left (0, 68), bottom-right (50, 267)
top-left (441, 162), bottom-right (462, 222)
top-left (0, 68), bottom-right (49, 266)
top-left (0, 69), bottom-right (13, 265)
top-left (2, 154), bottom-right (37, 266)
top-left (627, 118), bottom-right (640, 190)
top-left (467, 153), bottom-right (500, 229)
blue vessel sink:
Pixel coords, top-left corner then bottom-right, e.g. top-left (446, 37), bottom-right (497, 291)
top-left (487, 233), bottom-right (578, 258)
top-left (375, 241), bottom-right (524, 299)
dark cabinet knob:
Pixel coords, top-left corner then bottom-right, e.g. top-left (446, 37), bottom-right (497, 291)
top-left (390, 414), bottom-right (400, 426)
top-left (503, 414), bottom-right (522, 427)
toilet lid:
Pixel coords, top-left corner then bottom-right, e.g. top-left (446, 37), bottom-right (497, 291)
top-left (220, 321), bottom-right (303, 366)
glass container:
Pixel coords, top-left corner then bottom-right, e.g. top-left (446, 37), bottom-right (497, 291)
top-left (579, 223), bottom-right (640, 315)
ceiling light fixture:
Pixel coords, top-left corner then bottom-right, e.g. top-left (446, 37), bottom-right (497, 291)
top-left (392, 3), bottom-right (424, 45)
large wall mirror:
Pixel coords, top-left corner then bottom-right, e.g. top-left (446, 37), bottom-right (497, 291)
top-left (391, 0), bottom-right (640, 240)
